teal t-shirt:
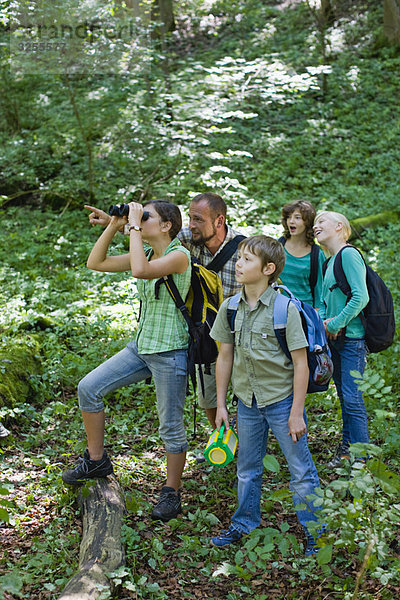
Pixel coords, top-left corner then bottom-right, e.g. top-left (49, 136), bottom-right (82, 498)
top-left (319, 247), bottom-right (369, 338)
top-left (280, 245), bottom-right (325, 308)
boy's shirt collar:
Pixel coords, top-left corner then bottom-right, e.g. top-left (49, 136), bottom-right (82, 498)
top-left (239, 285), bottom-right (275, 307)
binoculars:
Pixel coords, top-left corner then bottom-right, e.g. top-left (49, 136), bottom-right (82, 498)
top-left (108, 204), bottom-right (150, 221)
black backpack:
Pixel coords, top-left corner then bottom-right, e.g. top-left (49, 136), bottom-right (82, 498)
top-left (278, 237), bottom-right (321, 307)
top-left (322, 245), bottom-right (395, 353)
top-left (155, 235), bottom-right (246, 381)
top-left (154, 234), bottom-right (245, 436)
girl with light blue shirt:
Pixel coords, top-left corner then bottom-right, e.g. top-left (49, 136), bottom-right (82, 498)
top-left (314, 211), bottom-right (369, 468)
top-left (279, 201), bottom-right (325, 309)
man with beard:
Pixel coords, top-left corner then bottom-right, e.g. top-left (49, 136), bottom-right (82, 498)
top-left (178, 193), bottom-right (244, 430)
top-left (85, 192), bottom-right (244, 430)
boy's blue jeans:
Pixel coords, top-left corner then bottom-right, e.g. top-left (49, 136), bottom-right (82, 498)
top-left (329, 337), bottom-right (369, 451)
top-left (232, 395), bottom-right (320, 535)
top-left (78, 340), bottom-right (188, 454)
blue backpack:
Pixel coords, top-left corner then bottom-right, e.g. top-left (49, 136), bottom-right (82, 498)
top-left (226, 285), bottom-right (333, 393)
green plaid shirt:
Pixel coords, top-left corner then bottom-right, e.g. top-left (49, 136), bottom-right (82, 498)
top-left (135, 239), bottom-right (191, 354)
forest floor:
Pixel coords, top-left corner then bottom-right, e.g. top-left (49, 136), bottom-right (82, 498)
top-left (1, 400), bottom-right (400, 600)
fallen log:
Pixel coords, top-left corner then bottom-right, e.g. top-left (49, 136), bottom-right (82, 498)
top-left (58, 475), bottom-right (126, 600)
top-left (350, 210), bottom-right (399, 240)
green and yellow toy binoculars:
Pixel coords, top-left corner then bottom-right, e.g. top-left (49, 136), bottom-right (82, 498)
top-left (203, 424), bottom-right (238, 467)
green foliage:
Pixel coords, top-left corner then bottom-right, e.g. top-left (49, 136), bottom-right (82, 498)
top-left (309, 446), bottom-right (400, 588)
top-left (0, 0), bottom-right (399, 225)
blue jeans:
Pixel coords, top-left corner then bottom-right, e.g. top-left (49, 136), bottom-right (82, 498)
top-left (78, 340), bottom-right (188, 454)
top-left (329, 337), bottom-right (368, 451)
top-left (232, 395), bottom-right (321, 535)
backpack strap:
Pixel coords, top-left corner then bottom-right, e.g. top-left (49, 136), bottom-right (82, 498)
top-left (272, 290), bottom-right (292, 361)
top-left (279, 237), bottom-right (319, 306)
top-left (154, 273), bottom-right (200, 438)
top-left (309, 244), bottom-right (320, 306)
top-left (326, 245), bottom-right (360, 299)
top-left (322, 256), bottom-right (330, 279)
top-left (155, 275), bottom-right (198, 339)
top-left (226, 292), bottom-right (241, 334)
top-left (207, 235), bottom-right (246, 273)
top-left (322, 245), bottom-right (366, 341)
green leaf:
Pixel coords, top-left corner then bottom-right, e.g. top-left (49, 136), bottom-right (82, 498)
top-left (263, 454), bottom-right (280, 474)
top-left (235, 550), bottom-right (244, 565)
top-left (368, 459), bottom-right (400, 494)
top-left (316, 544), bottom-right (332, 565)
top-left (0, 508), bottom-right (9, 522)
top-left (0, 571), bottom-right (23, 594)
top-left (269, 488), bottom-right (292, 500)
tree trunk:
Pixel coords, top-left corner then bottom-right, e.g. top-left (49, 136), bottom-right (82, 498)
top-left (58, 476), bottom-right (126, 600)
top-left (349, 210), bottom-right (399, 239)
top-left (384, 0), bottom-right (400, 45)
top-left (151, 0), bottom-right (175, 39)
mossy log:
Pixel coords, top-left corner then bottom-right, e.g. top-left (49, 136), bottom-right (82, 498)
top-left (349, 210), bottom-right (399, 240)
top-left (58, 476), bottom-right (126, 600)
top-left (0, 337), bottom-right (41, 409)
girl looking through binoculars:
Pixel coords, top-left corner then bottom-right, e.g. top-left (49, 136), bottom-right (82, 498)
top-left (62, 200), bottom-right (191, 522)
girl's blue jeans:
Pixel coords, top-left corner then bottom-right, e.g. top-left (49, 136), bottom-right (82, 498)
top-left (329, 337), bottom-right (369, 451)
top-left (232, 395), bottom-right (321, 535)
top-left (78, 340), bottom-right (189, 454)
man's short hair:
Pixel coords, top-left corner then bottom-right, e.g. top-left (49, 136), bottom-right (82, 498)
top-left (238, 235), bottom-right (285, 283)
top-left (191, 193), bottom-right (227, 219)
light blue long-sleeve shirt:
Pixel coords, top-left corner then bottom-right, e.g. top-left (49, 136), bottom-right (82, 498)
top-left (319, 247), bottom-right (369, 338)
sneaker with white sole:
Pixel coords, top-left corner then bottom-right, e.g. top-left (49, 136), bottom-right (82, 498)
top-left (62, 449), bottom-right (114, 485)
top-left (211, 524), bottom-right (243, 547)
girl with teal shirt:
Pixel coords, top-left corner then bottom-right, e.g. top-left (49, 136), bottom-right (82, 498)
top-left (314, 211), bottom-right (369, 468)
top-left (279, 201), bottom-right (325, 308)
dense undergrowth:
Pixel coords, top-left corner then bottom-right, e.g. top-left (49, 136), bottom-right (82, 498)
top-left (1, 0), bottom-right (400, 599)
top-left (0, 207), bottom-right (399, 600)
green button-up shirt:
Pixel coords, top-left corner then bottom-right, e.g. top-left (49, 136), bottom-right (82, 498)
top-left (210, 286), bottom-right (308, 408)
top-left (136, 239), bottom-right (191, 354)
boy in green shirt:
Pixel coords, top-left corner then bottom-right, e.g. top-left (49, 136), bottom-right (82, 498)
top-left (210, 235), bottom-right (322, 554)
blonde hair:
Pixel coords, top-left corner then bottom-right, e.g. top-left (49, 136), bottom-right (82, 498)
top-left (315, 211), bottom-right (352, 241)
top-left (238, 235), bottom-right (285, 284)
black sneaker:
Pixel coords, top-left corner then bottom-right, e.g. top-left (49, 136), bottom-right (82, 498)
top-left (151, 486), bottom-right (182, 522)
top-left (62, 449), bottom-right (114, 485)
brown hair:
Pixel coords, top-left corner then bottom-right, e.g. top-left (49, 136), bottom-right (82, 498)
top-left (144, 200), bottom-right (182, 239)
top-left (191, 192), bottom-right (227, 219)
top-left (281, 200), bottom-right (316, 246)
top-left (238, 235), bottom-right (285, 284)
